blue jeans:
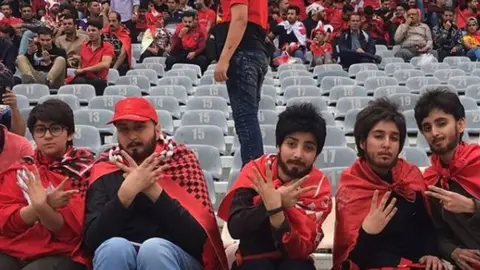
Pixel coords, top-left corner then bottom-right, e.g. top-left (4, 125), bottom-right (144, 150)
top-left (226, 49), bottom-right (269, 166)
top-left (19, 30), bottom-right (35, 55)
top-left (467, 48), bottom-right (480, 61)
top-left (93, 237), bottom-right (202, 270)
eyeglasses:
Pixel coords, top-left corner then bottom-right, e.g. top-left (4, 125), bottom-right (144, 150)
top-left (33, 124), bottom-right (65, 138)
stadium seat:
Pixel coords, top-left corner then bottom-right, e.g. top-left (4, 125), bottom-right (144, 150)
top-left (378, 57), bottom-right (404, 70)
top-left (188, 144), bottom-right (222, 179)
top-left (172, 63), bottom-right (202, 77)
top-left (471, 69), bottom-right (480, 77)
top-left (315, 146), bottom-right (357, 168)
top-left (448, 76), bottom-right (480, 93)
top-left (107, 69), bottom-right (120, 85)
top-left (281, 76), bottom-right (317, 90)
top-left (316, 70), bottom-right (349, 85)
top-left (262, 85), bottom-right (278, 98)
top-left (418, 84), bottom-right (457, 95)
top-left (284, 85), bottom-right (323, 102)
top-left (20, 107), bottom-right (31, 122)
top-left (278, 70), bottom-right (312, 81)
top-left (58, 85), bottom-right (96, 104)
top-left (458, 62), bottom-right (480, 75)
top-left (443, 56), bottom-right (471, 68)
top-left (231, 146), bottom-right (277, 173)
top-left (321, 111), bottom-right (336, 126)
top-left (313, 64), bottom-right (343, 77)
top-left (389, 93), bottom-right (420, 111)
top-left (181, 110), bottom-right (228, 135)
top-left (400, 147), bottom-right (429, 167)
top-left (104, 85), bottom-right (142, 97)
top-left (286, 96), bottom-right (328, 112)
top-left (373, 86), bottom-right (411, 98)
top-left (277, 63), bottom-right (307, 73)
top-left (74, 109), bottom-right (115, 135)
top-left (16, 95), bottom-right (29, 110)
top-left (376, 50), bottom-right (394, 58)
top-left (150, 85), bottom-right (188, 104)
top-left (320, 76), bottom-right (356, 94)
top-left (348, 63), bottom-right (378, 77)
top-left (115, 75), bottom-right (151, 93)
top-left (174, 125), bottom-right (226, 154)
top-left (393, 69), bottom-right (425, 84)
top-left (126, 69), bottom-right (159, 86)
top-left (195, 85), bottom-right (229, 103)
top-left (433, 69), bottom-right (466, 84)
top-left (186, 96), bottom-right (229, 116)
top-left (410, 56), bottom-right (438, 68)
top-left (460, 96), bottom-right (478, 111)
top-left (325, 126), bottom-right (347, 147)
top-left (202, 170), bottom-right (217, 204)
top-left (166, 69), bottom-right (198, 85)
top-left (156, 110), bottom-right (174, 134)
top-left (375, 44), bottom-right (388, 51)
top-left (384, 63), bottom-right (414, 76)
top-left (465, 110), bottom-right (480, 135)
top-left (364, 77), bottom-right (398, 94)
top-left (420, 63), bottom-right (450, 76)
top-left (88, 95), bottom-right (124, 111)
top-left (263, 77), bottom-right (275, 86)
top-left (132, 43), bottom-right (142, 60)
top-left (38, 94), bottom-right (80, 111)
top-left (355, 70), bottom-right (388, 85)
top-left (199, 74), bottom-right (223, 86)
top-left (73, 125), bottom-right (101, 153)
top-left (403, 110), bottom-right (419, 134)
top-left (145, 96), bottom-right (181, 119)
top-left (142, 56), bottom-right (166, 65)
top-left (328, 85), bottom-right (368, 105)
top-left (157, 76), bottom-right (193, 94)
top-left (13, 83), bottom-right (50, 104)
top-left (258, 110), bottom-right (278, 126)
top-left (344, 108), bottom-right (361, 135)
top-left (406, 77), bottom-right (441, 93)
top-left (465, 84), bottom-right (480, 103)
top-left (335, 97), bottom-right (373, 119)
top-left (321, 167), bottom-right (347, 196)
top-left (259, 95), bottom-right (277, 111)
top-left (134, 63), bottom-right (165, 77)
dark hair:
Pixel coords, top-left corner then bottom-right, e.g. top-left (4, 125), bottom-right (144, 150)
top-left (276, 103), bottom-right (327, 155)
top-left (364, 5), bottom-right (375, 15)
top-left (109, 11), bottom-right (121, 22)
top-left (87, 17), bottom-right (103, 29)
top-left (37, 26), bottom-right (53, 37)
top-left (88, 0), bottom-right (99, 6)
top-left (28, 100), bottom-right (75, 144)
top-left (62, 12), bottom-right (76, 24)
top-left (443, 7), bottom-right (454, 14)
top-left (354, 98), bottom-right (407, 157)
top-left (343, 4), bottom-right (355, 13)
top-left (399, 3), bottom-right (409, 10)
top-left (20, 3), bottom-right (33, 10)
top-left (287, 5), bottom-right (301, 15)
top-left (183, 10), bottom-right (196, 18)
top-left (0, 2), bottom-right (10, 8)
top-left (414, 88), bottom-right (465, 131)
top-left (0, 23), bottom-right (15, 38)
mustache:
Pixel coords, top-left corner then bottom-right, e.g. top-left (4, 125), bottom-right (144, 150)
top-left (287, 160), bottom-right (306, 166)
top-left (378, 152), bottom-right (392, 157)
top-left (127, 141), bottom-right (143, 148)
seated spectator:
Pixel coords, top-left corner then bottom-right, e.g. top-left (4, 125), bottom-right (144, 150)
top-left (69, 18), bottom-right (113, 96)
top-left (463, 17), bottom-right (480, 61)
top-left (0, 88), bottom-right (27, 136)
top-left (164, 0), bottom-right (184, 31)
top-left (166, 11), bottom-right (208, 72)
top-left (0, 124), bottom-right (33, 173)
top-left (310, 28), bottom-right (333, 66)
top-left (394, 8), bottom-right (435, 62)
top-left (195, 0), bottom-right (215, 33)
top-left (333, 98), bottom-right (443, 270)
top-left (415, 89), bottom-right (480, 270)
top-left (338, 13), bottom-right (379, 69)
top-left (218, 103), bottom-right (332, 270)
top-left (103, 11), bottom-right (132, 76)
top-left (145, 0), bottom-right (164, 27)
top-left (140, 16), bottom-right (171, 62)
top-left (432, 8), bottom-right (464, 62)
top-left (72, 0), bottom-right (86, 19)
top-left (16, 27), bottom-right (67, 89)
top-left (78, 0), bottom-right (104, 31)
top-left (41, 0), bottom-right (61, 29)
top-left (328, 2), bottom-right (353, 41)
top-left (456, 0), bottom-right (479, 29)
top-left (385, 3), bottom-right (406, 45)
top-left (304, 3), bottom-right (325, 39)
top-left (362, 6), bottom-right (387, 45)
top-left (427, 0), bottom-right (446, 27)
top-left (84, 97), bottom-right (228, 270)
top-left (20, 3), bottom-right (44, 33)
top-left (178, 0), bottom-right (194, 11)
top-left (0, 99), bottom-right (95, 270)
top-left (376, 0), bottom-right (394, 23)
top-left (0, 2), bottom-right (23, 26)
top-left (268, 5), bottom-right (307, 61)
top-left (55, 13), bottom-right (89, 68)
top-left (0, 27), bottom-right (18, 75)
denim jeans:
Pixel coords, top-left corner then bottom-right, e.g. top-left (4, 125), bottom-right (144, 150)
top-left (467, 48), bottom-right (480, 61)
top-left (93, 237), bottom-right (202, 270)
top-left (18, 30), bottom-right (35, 55)
top-left (226, 49), bottom-right (269, 166)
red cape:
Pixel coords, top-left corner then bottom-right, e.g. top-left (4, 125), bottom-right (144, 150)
top-left (103, 25), bottom-right (132, 68)
top-left (0, 148), bottom-right (94, 266)
top-left (218, 154), bottom-right (333, 260)
top-left (90, 139), bottom-right (228, 270)
top-left (424, 142), bottom-right (480, 200)
top-left (333, 158), bottom-right (428, 270)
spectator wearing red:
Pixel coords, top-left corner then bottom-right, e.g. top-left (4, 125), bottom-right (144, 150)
top-left (196, 0), bottom-right (216, 32)
top-left (69, 18), bottom-right (114, 96)
top-left (166, 11), bottom-right (208, 72)
top-left (330, 4), bottom-right (354, 41)
top-left (386, 3), bottom-right (406, 44)
top-left (41, 0), bottom-right (61, 29)
top-left (0, 99), bottom-right (95, 270)
top-left (362, 5), bottom-right (388, 45)
top-left (456, 0), bottom-right (480, 29)
top-left (103, 11), bottom-right (132, 76)
top-left (31, 0), bottom-right (47, 14)
top-left (310, 28), bottom-right (333, 66)
top-left (146, 0), bottom-right (164, 28)
top-left (140, 15), bottom-right (171, 62)
top-left (0, 124), bottom-right (33, 174)
top-left (0, 2), bottom-right (22, 26)
top-left (287, 0), bottom-right (307, 19)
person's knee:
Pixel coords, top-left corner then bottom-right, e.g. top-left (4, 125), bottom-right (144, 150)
top-left (54, 57), bottom-right (67, 67)
top-left (94, 237), bottom-right (136, 259)
top-left (138, 238), bottom-right (176, 261)
top-left (15, 55), bottom-right (28, 65)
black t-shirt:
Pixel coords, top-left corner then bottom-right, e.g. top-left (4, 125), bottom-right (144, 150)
top-left (273, 23), bottom-right (301, 49)
top-left (215, 22), bottom-right (267, 57)
top-left (26, 45), bottom-right (67, 73)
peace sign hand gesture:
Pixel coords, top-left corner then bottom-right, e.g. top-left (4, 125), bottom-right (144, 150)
top-left (111, 150), bottom-right (139, 178)
top-left (248, 163), bottom-right (282, 210)
top-left (362, 191), bottom-right (398, 235)
top-left (426, 186), bottom-right (477, 214)
top-left (47, 178), bottom-right (79, 209)
top-left (277, 175), bottom-right (318, 208)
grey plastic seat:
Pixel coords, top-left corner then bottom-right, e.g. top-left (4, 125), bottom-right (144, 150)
top-left (325, 126), bottom-right (347, 147)
top-left (126, 69), bottom-right (159, 86)
top-left (258, 110), bottom-right (278, 125)
top-left (107, 69), bottom-right (120, 84)
top-left (418, 84), bottom-right (457, 95)
top-left (465, 110), bottom-right (480, 135)
top-left (195, 85), bottom-right (229, 102)
top-left (174, 125), bottom-right (226, 154)
top-left (328, 85), bottom-right (367, 105)
top-left (281, 76), bottom-right (317, 90)
top-left (149, 85), bottom-right (188, 104)
top-left (186, 96), bottom-right (229, 116)
top-left (286, 97), bottom-right (328, 113)
top-left (313, 64), bottom-right (343, 77)
top-left (403, 110), bottom-right (419, 134)
top-left (443, 56), bottom-right (471, 68)
top-left (321, 111), bottom-right (336, 126)
top-left (377, 50), bottom-right (394, 58)
top-left (378, 57), bottom-right (404, 70)
top-left (373, 86), bottom-right (411, 98)
top-left (405, 77), bottom-right (441, 92)
top-left (433, 69), bottom-right (465, 84)
top-left (283, 85), bottom-right (322, 102)
top-left (74, 109), bottom-right (115, 134)
top-left (58, 85), bottom-right (96, 104)
top-left (16, 95), bottom-right (29, 110)
top-left (188, 144), bottom-right (222, 179)
top-left (172, 63), bottom-right (201, 78)
top-left (263, 77), bottom-right (275, 86)
top-left (156, 110), bottom-right (174, 134)
top-left (145, 96), bottom-right (181, 119)
top-left (389, 93), bottom-right (420, 111)
top-left (13, 83), bottom-right (50, 103)
top-left (142, 56), bottom-right (166, 65)
top-left (134, 63), bottom-right (165, 77)
top-left (181, 110), bottom-right (228, 135)
top-left (132, 44), bottom-right (142, 60)
top-left (104, 85), bottom-right (142, 97)
top-left (277, 63), bottom-right (307, 73)
top-left (20, 107), bottom-right (31, 121)
top-left (401, 147), bottom-right (429, 167)
top-left (316, 70), bottom-right (349, 85)
top-left (202, 170), bottom-right (217, 204)
top-left (278, 70), bottom-right (312, 81)
top-left (392, 45), bottom-right (401, 54)
top-left (320, 76), bottom-right (356, 94)
top-left (410, 56), bottom-right (438, 68)
top-left (355, 70), bottom-right (388, 85)
top-left (348, 63), bottom-right (378, 77)
top-left (344, 108), bottom-right (361, 135)
top-left (228, 170), bottom-right (240, 189)
top-left (465, 84), bottom-right (480, 103)
top-left (199, 75), bottom-right (224, 86)
top-left (375, 45), bottom-right (388, 51)
top-left (207, 64), bottom-right (216, 71)
top-left (231, 146), bottom-right (276, 172)
top-left (38, 94), bottom-right (80, 111)
top-left (73, 125), bottom-right (101, 153)
top-left (460, 96), bottom-right (478, 111)
top-left (393, 70), bottom-right (425, 84)
top-left (458, 62), bottom-right (480, 74)
top-left (262, 85), bottom-right (277, 98)
top-left (384, 63), bottom-right (415, 76)
top-left (88, 95), bottom-right (124, 111)
top-left (448, 76), bottom-right (480, 93)
top-left (315, 146), bottom-right (357, 168)
top-left (259, 124), bottom-right (276, 146)
top-left (364, 77), bottom-right (398, 94)
top-left (471, 69), bottom-right (480, 78)
top-left (335, 97), bottom-right (373, 119)
top-left (166, 69), bottom-right (198, 85)
top-left (158, 76), bottom-right (193, 94)
top-left (259, 95), bottom-right (277, 111)
top-left (420, 63), bottom-right (450, 76)
top-left (115, 75), bottom-right (151, 93)
top-left (320, 166), bottom-right (347, 195)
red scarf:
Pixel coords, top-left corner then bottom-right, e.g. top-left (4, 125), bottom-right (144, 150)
top-left (424, 142), bottom-right (480, 199)
top-left (102, 25), bottom-right (132, 68)
top-left (333, 158), bottom-right (427, 270)
top-left (90, 137), bottom-right (228, 270)
top-left (218, 154), bottom-right (332, 260)
top-left (0, 147), bottom-right (94, 266)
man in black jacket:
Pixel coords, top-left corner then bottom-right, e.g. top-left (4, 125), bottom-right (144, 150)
top-left (15, 27), bottom-right (66, 89)
top-left (337, 13), bottom-right (380, 69)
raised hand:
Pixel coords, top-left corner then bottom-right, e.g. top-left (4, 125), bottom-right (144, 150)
top-left (248, 163), bottom-right (281, 210)
top-left (419, 255), bottom-right (444, 270)
top-left (277, 175), bottom-right (317, 208)
top-left (18, 167), bottom-right (47, 208)
top-left (362, 191), bottom-right (397, 235)
top-left (120, 152), bottom-right (167, 197)
top-left (47, 178), bottom-right (79, 209)
top-left (452, 248), bottom-right (480, 270)
top-left (111, 150), bottom-right (139, 178)
top-left (426, 186), bottom-right (476, 214)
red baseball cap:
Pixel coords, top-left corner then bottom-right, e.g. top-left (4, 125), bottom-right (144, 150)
top-left (108, 97), bottom-right (158, 124)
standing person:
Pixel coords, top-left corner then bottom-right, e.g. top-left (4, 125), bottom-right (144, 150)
top-left (214, 0), bottom-right (269, 166)
top-left (109, 0), bottom-right (140, 42)
top-left (414, 89), bottom-right (480, 270)
top-left (103, 11), bottom-right (132, 76)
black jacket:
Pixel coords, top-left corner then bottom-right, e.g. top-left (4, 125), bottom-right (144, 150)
top-left (338, 29), bottom-right (376, 56)
top-left (25, 44), bottom-right (67, 73)
top-left (0, 38), bottom-right (17, 74)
